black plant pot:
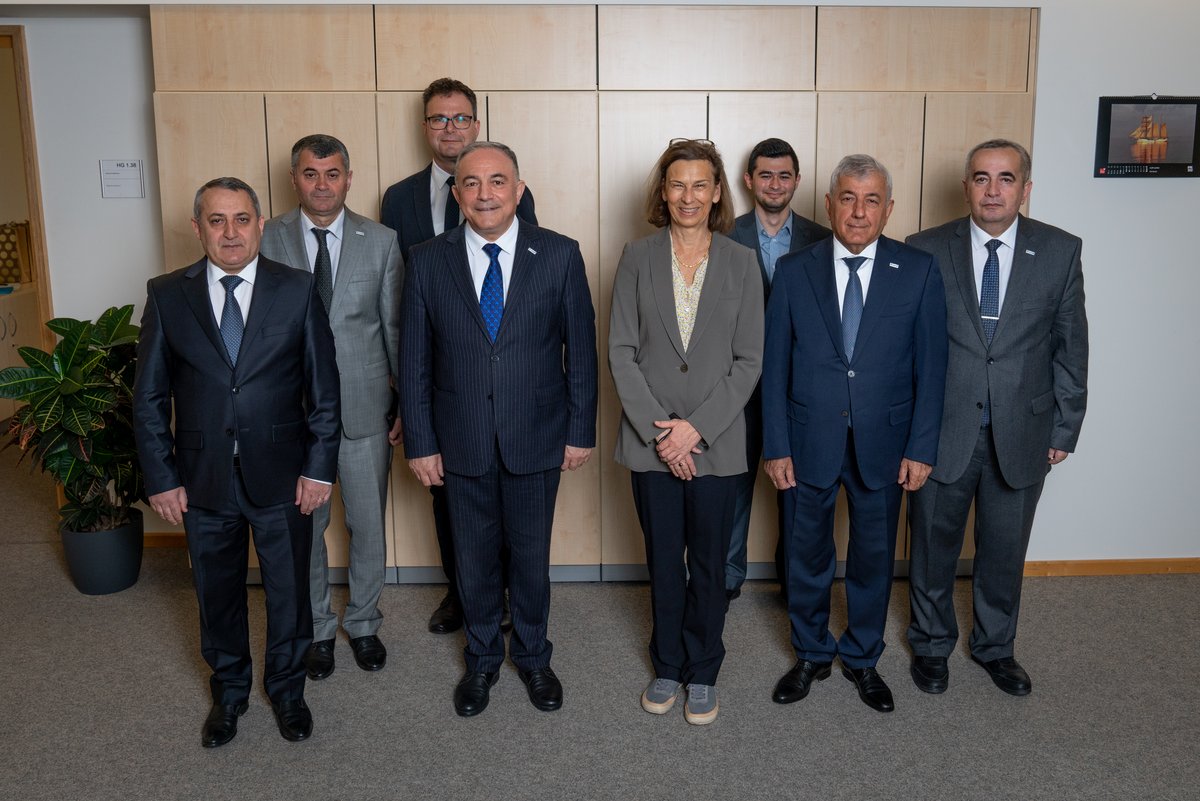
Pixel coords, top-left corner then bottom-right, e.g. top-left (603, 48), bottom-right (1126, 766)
top-left (60, 509), bottom-right (144, 595)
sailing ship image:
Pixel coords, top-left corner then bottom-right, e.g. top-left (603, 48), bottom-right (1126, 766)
top-left (1130, 115), bottom-right (1169, 163)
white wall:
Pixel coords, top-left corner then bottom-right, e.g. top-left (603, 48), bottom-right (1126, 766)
top-left (3, 1), bottom-right (1197, 560)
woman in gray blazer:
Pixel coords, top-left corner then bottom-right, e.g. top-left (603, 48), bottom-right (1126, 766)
top-left (609, 139), bottom-right (764, 725)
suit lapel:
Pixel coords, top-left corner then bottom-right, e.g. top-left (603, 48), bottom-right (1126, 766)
top-left (852, 237), bottom-right (903, 363)
top-left (689, 235), bottom-right (724, 349)
top-left (994, 215), bottom-right (1038, 344)
top-left (802, 239), bottom-right (847, 363)
top-left (647, 228), bottom-right (688, 361)
top-left (332, 209), bottom-right (367, 318)
top-left (445, 227), bottom-right (491, 342)
top-left (496, 225), bottom-right (540, 342)
top-left (415, 164), bottom-right (437, 243)
top-left (181, 259), bottom-right (231, 366)
top-left (240, 258), bottom-right (281, 362)
top-left (947, 218), bottom-right (987, 346)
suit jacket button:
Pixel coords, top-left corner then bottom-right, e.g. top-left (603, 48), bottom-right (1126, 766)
top-left (841, 410), bottom-right (849, 417)
top-left (490, 355), bottom-right (500, 362)
top-left (847, 370), bottom-right (856, 378)
top-left (986, 357), bottom-right (995, 365)
top-left (679, 364), bottom-right (688, 373)
top-left (231, 386), bottom-right (240, 394)
top-left (225, 428), bottom-right (234, 436)
top-left (976, 402), bottom-right (984, 409)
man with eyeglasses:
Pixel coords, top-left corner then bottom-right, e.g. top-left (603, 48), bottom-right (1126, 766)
top-left (380, 78), bottom-right (536, 637)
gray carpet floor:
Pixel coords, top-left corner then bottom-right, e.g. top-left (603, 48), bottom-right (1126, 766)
top-left (1, 455), bottom-right (1197, 801)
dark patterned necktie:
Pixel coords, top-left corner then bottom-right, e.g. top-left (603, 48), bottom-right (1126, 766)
top-left (312, 227), bottom-right (333, 312)
top-left (444, 176), bottom-right (459, 234)
top-left (219, 275), bottom-right (244, 365)
top-left (842, 256), bottom-right (866, 361)
top-left (980, 239), bottom-right (1002, 426)
top-left (480, 243), bottom-right (504, 342)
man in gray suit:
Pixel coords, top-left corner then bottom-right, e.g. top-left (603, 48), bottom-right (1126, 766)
top-left (906, 139), bottom-right (1088, 697)
top-left (727, 138), bottom-right (829, 604)
top-left (261, 134), bottom-right (404, 680)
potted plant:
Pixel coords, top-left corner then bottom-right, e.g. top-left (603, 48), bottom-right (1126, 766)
top-left (0, 304), bottom-right (146, 594)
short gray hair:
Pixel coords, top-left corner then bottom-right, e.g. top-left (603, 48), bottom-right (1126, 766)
top-left (456, 140), bottom-right (520, 179)
top-left (828, 154), bottom-right (892, 202)
top-left (965, 139), bottom-right (1032, 185)
top-left (192, 177), bottom-right (262, 220)
top-left (290, 133), bottom-right (350, 172)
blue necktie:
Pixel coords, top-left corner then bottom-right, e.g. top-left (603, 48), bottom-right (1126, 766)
top-left (219, 275), bottom-right (244, 366)
top-left (312, 227), bottom-right (333, 313)
top-left (841, 256), bottom-right (866, 362)
top-left (480, 243), bottom-right (504, 342)
top-left (980, 239), bottom-right (1002, 426)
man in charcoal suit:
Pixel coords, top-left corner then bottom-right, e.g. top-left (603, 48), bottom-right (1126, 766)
top-left (134, 177), bottom-right (340, 747)
top-left (726, 137), bottom-right (830, 604)
top-left (381, 77), bottom-right (537, 634)
top-left (905, 139), bottom-right (1087, 697)
top-left (400, 142), bottom-right (596, 717)
top-left (261, 134), bottom-right (404, 681)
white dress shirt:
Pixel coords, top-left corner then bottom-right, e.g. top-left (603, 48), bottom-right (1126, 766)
top-left (429, 161), bottom-right (456, 236)
top-left (206, 257), bottom-right (257, 325)
top-left (832, 238), bottom-right (878, 316)
top-left (970, 217), bottom-right (1018, 313)
top-left (463, 218), bottom-right (520, 299)
top-left (300, 208), bottom-right (346, 281)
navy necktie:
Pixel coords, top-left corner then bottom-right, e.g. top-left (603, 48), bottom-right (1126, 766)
top-left (444, 176), bottom-right (459, 234)
top-left (842, 256), bottom-right (866, 361)
top-left (980, 239), bottom-right (1002, 426)
top-left (219, 275), bottom-right (244, 366)
top-left (312, 227), bottom-right (333, 313)
top-left (480, 243), bottom-right (504, 341)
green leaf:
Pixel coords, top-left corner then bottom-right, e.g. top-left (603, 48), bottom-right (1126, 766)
top-left (60, 406), bottom-right (94, 436)
top-left (45, 317), bottom-right (86, 339)
top-left (16, 346), bottom-right (58, 375)
top-left (0, 367), bottom-right (55, 400)
top-left (30, 393), bottom-right (63, 429)
top-left (76, 387), bottom-right (117, 413)
top-left (53, 324), bottom-right (93, 373)
top-left (93, 305), bottom-right (137, 346)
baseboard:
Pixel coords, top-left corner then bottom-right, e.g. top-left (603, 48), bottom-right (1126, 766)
top-left (144, 533), bottom-right (1200, 579)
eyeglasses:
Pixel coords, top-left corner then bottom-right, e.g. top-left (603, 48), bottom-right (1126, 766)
top-left (669, 138), bottom-right (715, 147)
top-left (425, 114), bottom-right (476, 130)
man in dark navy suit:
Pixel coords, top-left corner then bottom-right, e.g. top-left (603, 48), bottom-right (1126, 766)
top-left (134, 177), bottom-right (340, 747)
top-left (400, 142), bottom-right (596, 718)
top-left (762, 155), bottom-right (947, 714)
top-left (380, 77), bottom-right (537, 634)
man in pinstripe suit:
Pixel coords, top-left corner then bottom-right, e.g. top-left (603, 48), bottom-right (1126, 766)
top-left (400, 141), bottom-right (597, 717)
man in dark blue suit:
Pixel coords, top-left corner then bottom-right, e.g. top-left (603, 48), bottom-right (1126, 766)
top-left (134, 177), bottom-right (341, 747)
top-left (727, 138), bottom-right (830, 604)
top-left (762, 155), bottom-right (947, 713)
top-left (400, 142), bottom-right (597, 718)
top-left (380, 77), bottom-right (537, 634)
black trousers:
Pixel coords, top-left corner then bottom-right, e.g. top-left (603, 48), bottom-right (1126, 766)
top-left (631, 470), bottom-right (737, 686)
top-left (183, 468), bottom-right (312, 706)
top-left (431, 483), bottom-right (509, 600)
top-left (443, 461), bottom-right (561, 673)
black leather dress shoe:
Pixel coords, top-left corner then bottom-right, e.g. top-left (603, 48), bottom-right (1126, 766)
top-left (772, 659), bottom-right (832, 704)
top-left (972, 655), bottom-right (1032, 696)
top-left (271, 699), bottom-right (313, 742)
top-left (454, 671), bottom-right (499, 717)
top-left (349, 635), bottom-right (387, 671)
top-left (500, 592), bottom-right (513, 633)
top-left (842, 666), bottom-right (895, 713)
top-left (911, 655), bottom-right (949, 694)
top-left (428, 594), bottom-right (463, 634)
top-left (201, 702), bottom-right (248, 748)
top-left (303, 639), bottom-right (335, 680)
top-left (518, 666), bottom-right (563, 712)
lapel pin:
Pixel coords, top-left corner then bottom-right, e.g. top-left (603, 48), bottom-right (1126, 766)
top-left (355, 231), bottom-right (365, 236)
top-left (889, 262), bottom-right (900, 269)
top-left (528, 247), bottom-right (538, 255)
top-left (1025, 249), bottom-right (1036, 255)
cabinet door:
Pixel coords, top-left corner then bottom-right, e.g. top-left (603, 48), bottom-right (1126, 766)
top-left (264, 93), bottom-right (380, 220)
top-left (153, 93), bottom-right (268, 271)
top-left (487, 91), bottom-right (601, 569)
top-left (597, 92), bottom-right (707, 573)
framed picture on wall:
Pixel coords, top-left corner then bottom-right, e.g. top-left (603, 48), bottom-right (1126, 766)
top-left (1094, 95), bottom-right (1200, 177)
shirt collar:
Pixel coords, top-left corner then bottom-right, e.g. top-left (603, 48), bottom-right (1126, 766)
top-left (464, 217), bottom-right (520, 256)
top-left (969, 216), bottom-right (1018, 251)
top-left (300, 207), bottom-right (346, 240)
top-left (207, 256), bottom-right (258, 287)
top-left (832, 237), bottom-right (878, 264)
top-left (431, 160), bottom-right (453, 188)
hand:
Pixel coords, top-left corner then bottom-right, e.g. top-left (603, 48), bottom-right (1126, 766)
top-left (561, 445), bottom-right (592, 471)
top-left (1048, 448), bottom-right (1069, 466)
top-left (897, 458), bottom-right (933, 492)
top-left (295, 477), bottom-right (332, 515)
top-left (764, 457), bottom-right (796, 490)
top-left (653, 418), bottom-right (702, 465)
top-left (408, 454), bottom-right (444, 487)
top-left (387, 417), bottom-right (404, 447)
top-left (149, 487), bottom-right (188, 525)
top-left (668, 452), bottom-right (697, 481)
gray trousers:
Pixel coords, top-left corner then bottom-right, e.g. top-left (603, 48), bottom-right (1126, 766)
top-left (310, 430), bottom-right (392, 641)
top-left (907, 427), bottom-right (1046, 662)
